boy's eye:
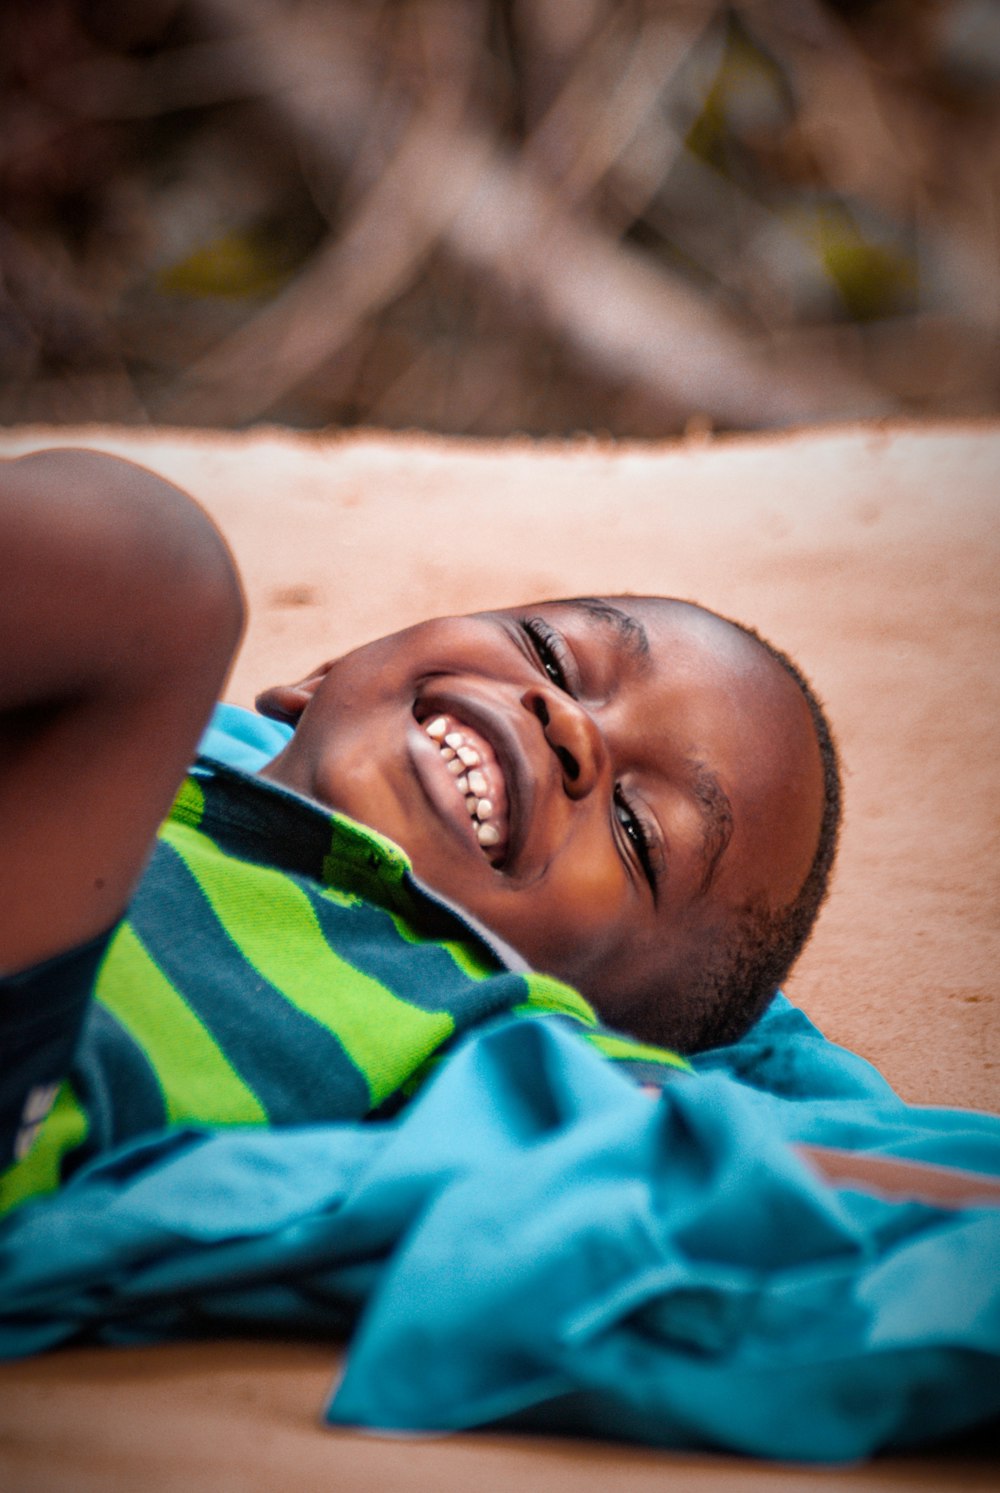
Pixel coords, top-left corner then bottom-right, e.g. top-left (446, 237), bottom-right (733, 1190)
top-left (614, 785), bottom-right (658, 896)
top-left (521, 617), bottom-right (574, 693)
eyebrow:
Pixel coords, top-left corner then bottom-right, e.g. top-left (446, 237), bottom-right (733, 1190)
top-left (687, 761), bottom-right (734, 894)
top-left (562, 597), bottom-right (651, 665)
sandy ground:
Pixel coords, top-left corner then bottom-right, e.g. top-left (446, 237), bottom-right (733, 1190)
top-left (0, 420), bottom-right (996, 1489)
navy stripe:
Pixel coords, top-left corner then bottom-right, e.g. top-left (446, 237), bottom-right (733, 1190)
top-left (305, 885), bottom-right (530, 1024)
top-left (0, 932), bottom-right (109, 1170)
top-left (197, 761), bottom-right (338, 882)
top-left (128, 842), bottom-right (371, 1123)
top-left (74, 1004), bottom-right (168, 1156)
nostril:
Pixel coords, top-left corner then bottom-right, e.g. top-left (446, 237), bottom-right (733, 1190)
top-left (533, 697), bottom-right (550, 727)
top-left (556, 746), bottom-right (579, 781)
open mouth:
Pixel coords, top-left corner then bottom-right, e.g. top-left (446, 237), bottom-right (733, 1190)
top-left (418, 711), bottom-right (511, 865)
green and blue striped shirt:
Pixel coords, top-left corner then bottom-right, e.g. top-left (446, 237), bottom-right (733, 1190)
top-left (1, 757), bottom-right (689, 1214)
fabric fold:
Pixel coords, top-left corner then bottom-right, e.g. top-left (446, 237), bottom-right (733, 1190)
top-left (1, 1015), bottom-right (998, 1461)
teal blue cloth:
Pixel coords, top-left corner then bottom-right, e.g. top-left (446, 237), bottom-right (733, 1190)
top-left (198, 701), bottom-right (293, 772)
top-left (0, 1017), bottom-right (997, 1461)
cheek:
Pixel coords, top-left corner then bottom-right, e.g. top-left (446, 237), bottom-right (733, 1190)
top-left (478, 864), bottom-right (634, 991)
top-left (320, 638), bottom-right (415, 708)
top-left (326, 754), bottom-right (397, 825)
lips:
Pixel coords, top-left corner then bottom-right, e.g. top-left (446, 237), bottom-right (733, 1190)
top-left (417, 712), bottom-right (511, 864)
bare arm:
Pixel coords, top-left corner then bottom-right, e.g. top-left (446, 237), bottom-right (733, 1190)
top-left (0, 448), bottom-right (244, 972)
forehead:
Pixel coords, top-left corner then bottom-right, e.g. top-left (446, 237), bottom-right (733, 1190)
top-left (575, 593), bottom-right (815, 761)
top-left (537, 594), bottom-right (823, 895)
top-left (548, 596), bottom-right (654, 664)
top-left (515, 595), bottom-right (775, 691)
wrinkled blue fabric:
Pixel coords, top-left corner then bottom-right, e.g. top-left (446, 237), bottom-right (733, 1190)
top-left (1, 1015), bottom-right (998, 1463)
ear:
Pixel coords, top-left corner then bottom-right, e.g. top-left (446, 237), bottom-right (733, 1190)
top-left (255, 662), bottom-right (335, 726)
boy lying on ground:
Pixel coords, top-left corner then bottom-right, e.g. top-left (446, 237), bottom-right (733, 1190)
top-left (1, 447), bottom-right (843, 1212)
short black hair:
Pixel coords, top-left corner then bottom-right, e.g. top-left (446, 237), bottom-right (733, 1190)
top-left (678, 615), bottom-right (842, 1051)
top-left (533, 593), bottom-right (841, 1055)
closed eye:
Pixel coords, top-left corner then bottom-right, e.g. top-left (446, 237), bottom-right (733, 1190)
top-left (614, 785), bottom-right (660, 898)
top-left (521, 616), bottom-right (575, 694)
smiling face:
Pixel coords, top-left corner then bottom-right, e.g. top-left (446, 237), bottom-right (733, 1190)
top-left (256, 598), bottom-right (825, 1043)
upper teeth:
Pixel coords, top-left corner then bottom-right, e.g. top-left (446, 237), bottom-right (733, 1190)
top-left (422, 715), bottom-right (502, 849)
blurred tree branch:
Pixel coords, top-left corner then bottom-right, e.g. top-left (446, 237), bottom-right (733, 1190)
top-left (160, 0), bottom-right (888, 426)
top-left (0, 0), bottom-right (996, 434)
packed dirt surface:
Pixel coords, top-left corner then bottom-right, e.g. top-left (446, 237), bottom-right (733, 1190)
top-left (5, 419), bottom-right (995, 1109)
top-left (1, 420), bottom-right (997, 1492)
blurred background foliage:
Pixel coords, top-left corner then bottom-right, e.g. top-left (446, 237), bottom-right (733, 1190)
top-left (1, 0), bottom-right (998, 436)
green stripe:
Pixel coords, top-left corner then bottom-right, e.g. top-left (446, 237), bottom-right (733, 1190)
top-left (517, 973), bottom-right (599, 1025)
top-left (0, 1083), bottom-right (89, 1215)
top-left (322, 812), bottom-right (411, 902)
top-left (586, 1030), bottom-right (692, 1073)
top-left (514, 987), bottom-right (691, 1074)
top-left (171, 774), bottom-right (206, 828)
top-left (96, 924), bottom-right (268, 1125)
top-left (169, 822), bottom-right (455, 1105)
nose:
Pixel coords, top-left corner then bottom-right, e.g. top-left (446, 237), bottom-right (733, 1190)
top-left (524, 686), bottom-right (605, 799)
